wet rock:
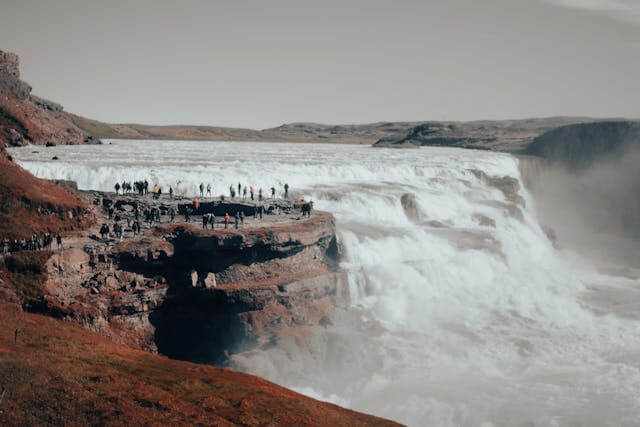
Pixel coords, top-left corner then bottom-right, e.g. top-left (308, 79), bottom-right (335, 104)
top-left (472, 213), bottom-right (496, 228)
top-left (468, 169), bottom-right (525, 206)
top-left (400, 193), bottom-right (420, 221)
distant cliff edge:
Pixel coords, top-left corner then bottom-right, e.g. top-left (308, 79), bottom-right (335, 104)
top-left (523, 121), bottom-right (640, 169)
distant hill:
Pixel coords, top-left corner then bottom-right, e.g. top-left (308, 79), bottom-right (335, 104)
top-left (370, 118), bottom-right (624, 153)
top-left (523, 121), bottom-right (640, 169)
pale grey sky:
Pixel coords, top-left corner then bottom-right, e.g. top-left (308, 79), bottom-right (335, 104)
top-left (1, 0), bottom-right (639, 129)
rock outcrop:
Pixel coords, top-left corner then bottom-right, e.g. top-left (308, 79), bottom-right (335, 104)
top-left (0, 49), bottom-right (101, 147)
top-left (38, 197), bottom-right (345, 368)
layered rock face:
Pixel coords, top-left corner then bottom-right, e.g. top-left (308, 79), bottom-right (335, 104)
top-left (42, 202), bottom-right (345, 366)
top-left (0, 49), bottom-right (99, 147)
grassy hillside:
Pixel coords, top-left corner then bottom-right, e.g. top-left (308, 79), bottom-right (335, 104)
top-left (0, 301), bottom-right (396, 426)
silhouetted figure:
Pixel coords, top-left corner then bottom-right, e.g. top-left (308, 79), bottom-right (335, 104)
top-left (271, 187), bottom-right (275, 198)
top-left (206, 184), bottom-right (211, 197)
top-left (284, 183), bottom-right (289, 199)
top-left (169, 186), bottom-right (173, 199)
top-left (238, 183), bottom-right (241, 196)
top-left (239, 211), bottom-right (245, 225)
top-left (114, 183), bottom-right (120, 194)
top-left (234, 212), bottom-right (240, 229)
top-left (56, 234), bottom-right (62, 250)
top-left (202, 214), bottom-right (209, 229)
top-left (250, 186), bottom-right (255, 201)
top-left (100, 224), bottom-right (109, 239)
top-left (243, 186), bottom-right (247, 199)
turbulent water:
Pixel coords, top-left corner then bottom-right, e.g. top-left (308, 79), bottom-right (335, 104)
top-left (9, 140), bottom-right (640, 426)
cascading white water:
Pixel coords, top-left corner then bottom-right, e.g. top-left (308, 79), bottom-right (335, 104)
top-left (9, 140), bottom-right (640, 426)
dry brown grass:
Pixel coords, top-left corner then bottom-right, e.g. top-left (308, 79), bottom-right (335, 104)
top-left (0, 303), bottom-right (399, 426)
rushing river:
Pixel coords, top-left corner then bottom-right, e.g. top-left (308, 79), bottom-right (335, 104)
top-left (9, 140), bottom-right (640, 426)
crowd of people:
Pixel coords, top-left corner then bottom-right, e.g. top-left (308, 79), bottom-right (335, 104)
top-left (1, 233), bottom-right (63, 255)
top-left (1, 181), bottom-right (310, 256)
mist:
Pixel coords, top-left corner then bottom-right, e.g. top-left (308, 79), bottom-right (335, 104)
top-left (522, 145), bottom-right (640, 270)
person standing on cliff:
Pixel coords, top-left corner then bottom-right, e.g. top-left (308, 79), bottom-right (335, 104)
top-left (270, 187), bottom-right (276, 198)
top-left (199, 183), bottom-right (204, 197)
top-left (169, 186), bottom-right (173, 199)
top-left (206, 184), bottom-right (211, 197)
top-left (238, 182), bottom-right (241, 197)
top-left (250, 186), bottom-right (255, 201)
top-left (284, 183), bottom-right (289, 199)
top-left (243, 186), bottom-right (247, 199)
top-left (114, 182), bottom-right (120, 195)
top-left (224, 213), bottom-right (230, 229)
top-left (258, 188), bottom-right (263, 201)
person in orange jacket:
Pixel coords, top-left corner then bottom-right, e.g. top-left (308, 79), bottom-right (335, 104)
top-left (224, 212), bottom-right (230, 229)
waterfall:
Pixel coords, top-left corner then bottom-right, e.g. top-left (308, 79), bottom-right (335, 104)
top-left (9, 140), bottom-right (640, 426)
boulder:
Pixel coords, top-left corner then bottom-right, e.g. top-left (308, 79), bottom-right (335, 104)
top-left (190, 270), bottom-right (198, 287)
top-left (204, 273), bottom-right (217, 289)
top-left (400, 193), bottom-right (420, 221)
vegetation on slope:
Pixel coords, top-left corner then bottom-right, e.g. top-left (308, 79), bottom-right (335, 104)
top-left (0, 302), bottom-right (397, 426)
top-left (0, 155), bottom-right (92, 239)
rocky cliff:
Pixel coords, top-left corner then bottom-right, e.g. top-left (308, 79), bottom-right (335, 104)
top-left (0, 50), bottom-right (100, 148)
top-left (523, 121), bottom-right (640, 170)
top-left (27, 196), bottom-right (346, 370)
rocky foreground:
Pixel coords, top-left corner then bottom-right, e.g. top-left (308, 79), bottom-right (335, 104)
top-left (0, 170), bottom-right (399, 425)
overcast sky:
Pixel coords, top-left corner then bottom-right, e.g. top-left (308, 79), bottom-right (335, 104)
top-left (1, 0), bottom-right (639, 129)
